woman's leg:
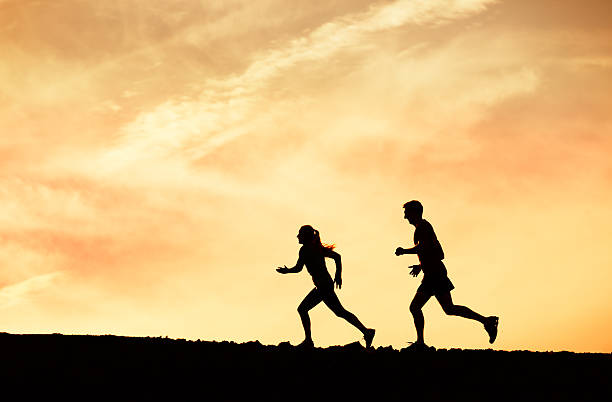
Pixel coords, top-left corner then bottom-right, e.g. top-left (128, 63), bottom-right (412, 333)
top-left (321, 290), bottom-right (368, 334)
top-left (297, 288), bottom-right (323, 342)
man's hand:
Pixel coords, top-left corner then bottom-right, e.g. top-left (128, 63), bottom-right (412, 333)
top-left (395, 247), bottom-right (405, 256)
top-left (334, 275), bottom-right (342, 289)
top-left (409, 264), bottom-right (421, 277)
top-left (276, 266), bottom-right (289, 274)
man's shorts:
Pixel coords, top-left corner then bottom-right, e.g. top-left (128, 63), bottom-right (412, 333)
top-left (417, 274), bottom-right (455, 297)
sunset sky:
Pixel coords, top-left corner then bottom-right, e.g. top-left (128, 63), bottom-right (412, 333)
top-left (1, 0), bottom-right (611, 352)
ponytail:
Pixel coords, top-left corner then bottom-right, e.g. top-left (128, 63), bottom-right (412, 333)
top-left (313, 228), bottom-right (335, 251)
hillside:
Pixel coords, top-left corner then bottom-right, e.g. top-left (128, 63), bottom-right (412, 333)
top-left (1, 333), bottom-right (609, 401)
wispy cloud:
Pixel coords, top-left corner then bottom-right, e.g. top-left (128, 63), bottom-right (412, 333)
top-left (2, 0), bottom-right (611, 351)
top-left (0, 272), bottom-right (63, 309)
top-left (103, 0), bottom-right (497, 170)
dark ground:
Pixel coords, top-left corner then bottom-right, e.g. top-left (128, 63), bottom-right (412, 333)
top-left (1, 333), bottom-right (610, 401)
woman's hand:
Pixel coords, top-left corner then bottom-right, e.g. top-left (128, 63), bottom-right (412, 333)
top-left (334, 275), bottom-right (342, 289)
top-left (395, 247), bottom-right (405, 256)
top-left (276, 266), bottom-right (289, 274)
top-left (409, 264), bottom-right (421, 277)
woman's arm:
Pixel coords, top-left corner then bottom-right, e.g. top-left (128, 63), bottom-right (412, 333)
top-left (277, 251), bottom-right (305, 274)
top-left (324, 249), bottom-right (342, 289)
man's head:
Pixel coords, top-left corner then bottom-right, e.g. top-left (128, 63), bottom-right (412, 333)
top-left (403, 200), bottom-right (423, 225)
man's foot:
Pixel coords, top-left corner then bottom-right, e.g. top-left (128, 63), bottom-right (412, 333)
top-left (484, 316), bottom-right (499, 344)
top-left (403, 341), bottom-right (432, 352)
top-left (297, 338), bottom-right (314, 349)
top-left (363, 328), bottom-right (376, 349)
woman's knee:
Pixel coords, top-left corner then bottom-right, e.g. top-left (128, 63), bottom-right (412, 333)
top-left (331, 306), bottom-right (349, 318)
top-left (441, 304), bottom-right (457, 316)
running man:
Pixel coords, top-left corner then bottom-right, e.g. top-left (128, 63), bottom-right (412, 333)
top-left (395, 200), bottom-right (498, 349)
top-left (277, 225), bottom-right (375, 348)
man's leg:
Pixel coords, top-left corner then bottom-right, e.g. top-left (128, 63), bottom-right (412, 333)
top-left (297, 288), bottom-right (322, 343)
top-left (436, 291), bottom-right (486, 324)
top-left (435, 291), bottom-right (485, 322)
top-left (409, 290), bottom-right (432, 345)
top-left (435, 291), bottom-right (499, 343)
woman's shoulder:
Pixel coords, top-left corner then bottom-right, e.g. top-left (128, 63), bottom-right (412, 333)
top-left (299, 245), bottom-right (312, 256)
top-left (322, 246), bottom-right (339, 257)
top-left (300, 244), bottom-right (328, 257)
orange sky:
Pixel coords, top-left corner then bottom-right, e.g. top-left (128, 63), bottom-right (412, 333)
top-left (1, 0), bottom-right (611, 352)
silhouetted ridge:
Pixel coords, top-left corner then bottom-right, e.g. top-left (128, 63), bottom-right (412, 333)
top-left (1, 333), bottom-right (610, 401)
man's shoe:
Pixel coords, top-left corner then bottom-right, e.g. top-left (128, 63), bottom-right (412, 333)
top-left (297, 338), bottom-right (314, 349)
top-left (403, 342), bottom-right (432, 352)
top-left (485, 316), bottom-right (499, 344)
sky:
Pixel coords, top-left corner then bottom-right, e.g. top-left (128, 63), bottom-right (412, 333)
top-left (1, 0), bottom-right (611, 353)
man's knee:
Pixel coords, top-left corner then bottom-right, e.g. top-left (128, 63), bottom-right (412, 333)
top-left (298, 305), bottom-right (309, 315)
top-left (409, 302), bottom-right (422, 315)
top-left (441, 303), bottom-right (456, 316)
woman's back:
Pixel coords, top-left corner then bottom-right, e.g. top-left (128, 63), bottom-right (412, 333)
top-left (300, 245), bottom-right (333, 288)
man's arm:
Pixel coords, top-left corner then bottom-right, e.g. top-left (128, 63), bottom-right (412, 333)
top-left (396, 222), bottom-right (438, 257)
top-left (395, 246), bottom-right (422, 276)
top-left (409, 264), bottom-right (422, 277)
top-left (395, 244), bottom-right (420, 256)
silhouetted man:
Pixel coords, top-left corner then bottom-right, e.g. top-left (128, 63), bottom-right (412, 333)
top-left (395, 200), bottom-right (498, 349)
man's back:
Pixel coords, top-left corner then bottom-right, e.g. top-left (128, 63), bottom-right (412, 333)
top-left (414, 219), bottom-right (445, 266)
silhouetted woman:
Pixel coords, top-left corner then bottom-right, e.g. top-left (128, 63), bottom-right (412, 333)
top-left (277, 225), bottom-right (375, 348)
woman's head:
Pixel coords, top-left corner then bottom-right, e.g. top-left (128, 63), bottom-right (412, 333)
top-left (297, 225), bottom-right (335, 250)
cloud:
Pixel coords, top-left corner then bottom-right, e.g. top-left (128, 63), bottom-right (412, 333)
top-left (103, 0), bottom-right (497, 171)
top-left (1, 0), bottom-right (611, 350)
top-left (0, 272), bottom-right (63, 309)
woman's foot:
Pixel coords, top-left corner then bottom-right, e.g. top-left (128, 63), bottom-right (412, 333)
top-left (484, 316), bottom-right (499, 344)
top-left (363, 328), bottom-right (376, 349)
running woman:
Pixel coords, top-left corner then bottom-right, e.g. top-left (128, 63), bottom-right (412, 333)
top-left (277, 225), bottom-right (375, 348)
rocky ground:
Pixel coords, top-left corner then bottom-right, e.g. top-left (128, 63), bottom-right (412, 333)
top-left (1, 333), bottom-right (610, 401)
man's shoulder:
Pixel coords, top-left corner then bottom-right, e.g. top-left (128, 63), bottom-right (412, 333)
top-left (416, 219), bottom-right (437, 236)
top-left (419, 219), bottom-right (435, 230)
